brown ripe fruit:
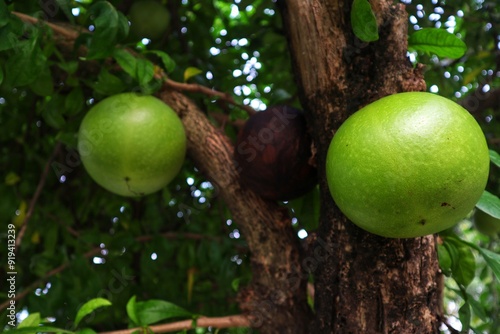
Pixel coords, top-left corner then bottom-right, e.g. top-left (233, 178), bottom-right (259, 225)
top-left (234, 105), bottom-right (317, 201)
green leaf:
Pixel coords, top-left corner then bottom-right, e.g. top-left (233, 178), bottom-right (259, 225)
top-left (0, 326), bottom-right (74, 334)
top-left (136, 58), bottom-right (155, 86)
top-left (458, 301), bottom-right (471, 332)
top-left (183, 67), bottom-right (203, 82)
top-left (0, 0), bottom-right (10, 27)
top-left (64, 88), bottom-right (85, 116)
top-left (86, 2), bottom-right (129, 59)
top-left (74, 298), bottom-right (112, 327)
top-left (444, 238), bottom-right (476, 287)
top-left (437, 243), bottom-right (452, 276)
top-left (476, 247), bottom-right (500, 282)
top-left (5, 40), bottom-right (47, 87)
top-left (447, 237), bottom-right (500, 282)
top-left (76, 329), bottom-right (97, 334)
top-left (351, 0), bottom-right (379, 42)
top-left (408, 28), bottom-right (466, 59)
top-left (0, 16), bottom-right (23, 52)
top-left (475, 190), bottom-right (500, 219)
top-left (18, 313), bottom-right (41, 328)
top-left (288, 186), bottom-right (320, 230)
top-left (30, 67), bottom-right (54, 96)
top-left (468, 295), bottom-right (488, 322)
top-left (135, 299), bottom-right (192, 326)
top-left (126, 295), bottom-right (140, 326)
top-left (91, 69), bottom-right (126, 96)
top-left (0, 65), bottom-right (3, 85)
top-left (146, 50), bottom-right (176, 73)
top-left (42, 105), bottom-right (66, 129)
top-left (490, 149), bottom-right (500, 168)
top-left (231, 277), bottom-right (241, 292)
top-left (5, 171), bottom-right (20, 185)
top-left (58, 61), bottom-right (79, 75)
top-left (113, 48), bottom-right (137, 79)
top-left (55, 0), bottom-right (75, 24)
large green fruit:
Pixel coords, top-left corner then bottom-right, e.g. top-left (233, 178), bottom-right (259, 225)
top-left (326, 92), bottom-right (490, 238)
top-left (128, 0), bottom-right (170, 41)
top-left (474, 209), bottom-right (500, 236)
top-left (78, 93), bottom-right (186, 197)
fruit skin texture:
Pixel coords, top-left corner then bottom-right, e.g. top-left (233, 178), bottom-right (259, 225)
top-left (128, 0), bottom-right (170, 41)
top-left (326, 92), bottom-right (490, 238)
top-left (78, 93), bottom-right (186, 197)
top-left (474, 210), bottom-right (500, 236)
top-left (234, 105), bottom-right (317, 201)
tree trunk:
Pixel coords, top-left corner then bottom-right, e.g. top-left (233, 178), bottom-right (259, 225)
top-left (279, 1), bottom-right (443, 333)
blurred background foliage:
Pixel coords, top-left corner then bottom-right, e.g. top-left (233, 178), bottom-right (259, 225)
top-left (0, 0), bottom-right (499, 333)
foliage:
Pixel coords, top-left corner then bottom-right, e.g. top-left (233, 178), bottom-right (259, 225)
top-left (0, 0), bottom-right (499, 333)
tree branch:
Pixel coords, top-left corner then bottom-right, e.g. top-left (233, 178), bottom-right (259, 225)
top-left (164, 79), bottom-right (256, 116)
top-left (99, 315), bottom-right (252, 334)
top-left (12, 12), bottom-right (80, 40)
top-left (460, 86), bottom-right (500, 116)
top-left (15, 142), bottom-right (62, 250)
top-left (1, 230), bottom-right (245, 312)
top-left (0, 247), bottom-right (101, 311)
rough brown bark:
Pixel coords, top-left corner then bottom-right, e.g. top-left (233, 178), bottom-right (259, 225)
top-left (158, 89), bottom-right (312, 333)
top-left (279, 1), bottom-right (443, 333)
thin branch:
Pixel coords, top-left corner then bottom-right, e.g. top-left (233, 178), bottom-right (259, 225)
top-left (12, 12), bottom-right (81, 40)
top-left (99, 315), bottom-right (252, 334)
top-left (0, 247), bottom-right (101, 311)
top-left (15, 142), bottom-right (62, 250)
top-left (442, 319), bottom-right (460, 334)
top-left (163, 78), bottom-right (256, 116)
top-left (1, 231), bottom-right (248, 311)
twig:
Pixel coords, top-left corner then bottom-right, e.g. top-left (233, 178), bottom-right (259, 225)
top-left (12, 12), bottom-right (81, 40)
top-left (99, 315), bottom-right (252, 334)
top-left (15, 142), bottom-right (62, 250)
top-left (442, 319), bottom-right (460, 334)
top-left (163, 78), bottom-right (256, 117)
top-left (0, 247), bottom-right (101, 311)
top-left (1, 231), bottom-right (247, 311)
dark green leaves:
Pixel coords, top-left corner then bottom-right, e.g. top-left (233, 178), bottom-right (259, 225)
top-left (0, 326), bottom-right (74, 334)
top-left (4, 36), bottom-right (47, 87)
top-left (444, 236), bottom-right (500, 282)
top-left (477, 247), bottom-right (500, 281)
top-left (5, 314), bottom-right (73, 334)
top-left (113, 48), bottom-right (137, 78)
top-left (440, 235), bottom-right (500, 330)
top-left (351, 0), bottom-right (379, 42)
top-left (0, 0), bottom-right (10, 27)
top-left (86, 1), bottom-right (129, 59)
top-left (475, 190), bottom-right (500, 219)
top-left (146, 50), bottom-right (176, 73)
top-left (89, 69), bottom-right (127, 96)
top-left (441, 237), bottom-right (476, 287)
top-left (408, 28), bottom-right (467, 59)
top-left (127, 296), bottom-right (193, 326)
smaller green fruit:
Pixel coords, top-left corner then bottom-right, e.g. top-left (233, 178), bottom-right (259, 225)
top-left (474, 209), bottom-right (500, 236)
top-left (78, 93), bottom-right (186, 197)
top-left (128, 0), bottom-right (170, 41)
